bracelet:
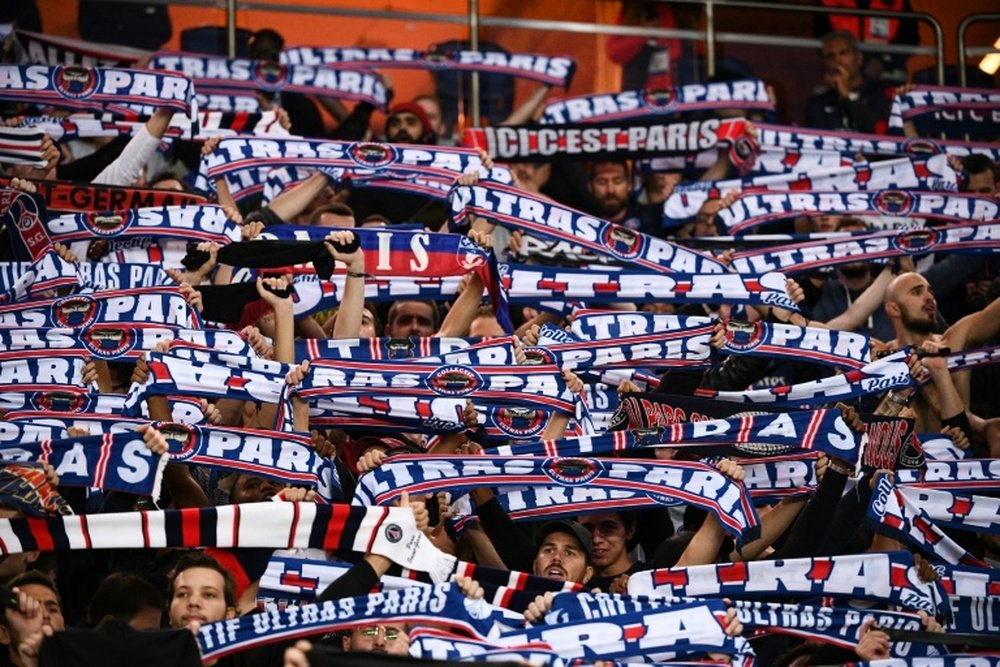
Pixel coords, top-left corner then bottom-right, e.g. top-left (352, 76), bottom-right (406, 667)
top-left (345, 270), bottom-right (367, 278)
top-left (886, 391), bottom-right (910, 407)
top-left (827, 460), bottom-right (855, 477)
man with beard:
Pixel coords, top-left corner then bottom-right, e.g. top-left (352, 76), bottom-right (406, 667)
top-left (812, 218), bottom-right (894, 340)
top-left (586, 161), bottom-right (660, 237)
top-left (882, 270), bottom-right (1000, 431)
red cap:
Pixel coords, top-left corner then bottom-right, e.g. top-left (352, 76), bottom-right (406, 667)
top-left (388, 102), bottom-right (434, 142)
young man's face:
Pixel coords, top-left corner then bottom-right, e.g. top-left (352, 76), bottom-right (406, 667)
top-left (0, 583), bottom-right (65, 658)
top-left (533, 531), bottom-right (592, 584)
top-left (822, 37), bottom-right (862, 81)
top-left (588, 164), bottom-right (629, 218)
top-left (386, 301), bottom-right (436, 337)
top-left (386, 112), bottom-right (425, 143)
top-left (169, 567), bottom-right (230, 629)
top-left (888, 273), bottom-right (938, 334)
top-left (579, 513), bottom-right (635, 574)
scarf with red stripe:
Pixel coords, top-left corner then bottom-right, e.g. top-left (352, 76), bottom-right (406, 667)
top-left (866, 473), bottom-right (988, 568)
top-left (45, 205), bottom-right (242, 246)
top-left (540, 80), bottom-right (773, 124)
top-left (629, 551), bottom-right (947, 617)
top-left (0, 502), bottom-right (456, 579)
top-left (0, 177), bottom-right (209, 214)
top-left (281, 47), bottom-right (577, 88)
top-left (895, 459), bottom-right (1000, 491)
top-left (729, 223), bottom-right (1000, 275)
top-left (0, 252), bottom-right (80, 303)
top-left (450, 178), bottom-right (726, 275)
top-left (889, 85), bottom-right (1000, 134)
top-left (0, 127), bottom-right (48, 167)
top-left (464, 118), bottom-right (758, 168)
top-left (0, 287), bottom-right (202, 329)
top-left (715, 191), bottom-right (998, 236)
top-left (354, 454), bottom-right (760, 543)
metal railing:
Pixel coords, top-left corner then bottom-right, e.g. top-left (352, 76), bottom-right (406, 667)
top-left (92, 0), bottom-right (947, 123)
top-left (957, 13), bottom-right (1000, 87)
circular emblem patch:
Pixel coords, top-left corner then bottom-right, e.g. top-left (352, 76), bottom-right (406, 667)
top-left (521, 346), bottom-right (556, 366)
top-left (52, 295), bottom-right (99, 328)
top-left (32, 391), bottom-right (86, 413)
top-left (155, 422), bottom-right (198, 459)
top-left (384, 338), bottom-right (415, 360)
top-left (541, 457), bottom-right (604, 486)
top-left (81, 210), bottom-right (134, 238)
top-left (902, 137), bottom-right (942, 157)
top-left (891, 228), bottom-right (940, 254)
top-left (51, 65), bottom-right (100, 100)
top-left (347, 142), bottom-right (398, 169)
top-left (81, 326), bottom-right (137, 360)
top-left (426, 365), bottom-right (482, 397)
top-left (723, 320), bottom-right (766, 353)
top-left (872, 190), bottom-right (915, 217)
top-left (253, 61), bottom-right (288, 91)
top-left (640, 88), bottom-right (677, 113)
top-left (384, 523), bottom-right (403, 543)
top-left (495, 407), bottom-right (546, 439)
top-left (600, 222), bottom-right (645, 261)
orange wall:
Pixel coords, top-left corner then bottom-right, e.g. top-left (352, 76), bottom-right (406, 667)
top-left (38, 0), bottom-right (1000, 103)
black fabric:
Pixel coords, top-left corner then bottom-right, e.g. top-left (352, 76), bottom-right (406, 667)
top-left (804, 79), bottom-right (889, 133)
top-left (475, 495), bottom-right (536, 574)
top-left (55, 137), bottom-right (130, 183)
top-left (769, 468), bottom-right (848, 561)
top-left (77, 1), bottom-right (172, 50)
top-left (195, 282), bottom-right (262, 324)
top-left (38, 620), bottom-right (200, 667)
top-left (183, 238), bottom-right (360, 279)
top-left (587, 560), bottom-right (646, 593)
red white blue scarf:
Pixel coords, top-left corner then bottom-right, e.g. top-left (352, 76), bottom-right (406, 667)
top-left (451, 179), bottom-right (726, 274)
top-left (540, 80), bottom-right (773, 124)
top-left (45, 205), bottom-right (242, 245)
top-left (895, 459), bottom-right (1000, 491)
top-left (729, 223), bottom-right (1000, 275)
top-left (0, 287), bottom-right (202, 329)
top-left (889, 85), bottom-right (1000, 133)
top-left (354, 454), bottom-right (760, 543)
top-left (15, 29), bottom-right (146, 68)
top-left (716, 191), bottom-right (998, 236)
top-left (0, 127), bottom-right (49, 167)
top-left (281, 47), bottom-right (577, 88)
top-left (0, 253), bottom-right (80, 303)
top-left (694, 349), bottom-right (914, 407)
top-left (0, 177), bottom-right (209, 214)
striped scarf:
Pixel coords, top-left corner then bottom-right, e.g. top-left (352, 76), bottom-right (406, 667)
top-left (729, 223), bottom-right (1000, 275)
top-left (716, 191), bottom-right (998, 235)
top-left (540, 80), bottom-right (773, 124)
top-left (0, 127), bottom-right (48, 167)
top-left (0, 253), bottom-right (80, 303)
top-left (0, 177), bottom-right (209, 214)
top-left (354, 454), bottom-right (760, 543)
top-left (888, 85), bottom-right (1000, 133)
top-left (15, 28), bottom-right (145, 68)
top-left (0, 287), bottom-right (201, 329)
top-left (281, 47), bottom-right (577, 88)
top-left (628, 551), bottom-right (948, 617)
top-left (895, 459), bottom-right (1000, 491)
top-left (451, 179), bottom-right (726, 275)
top-left (45, 205), bottom-right (242, 245)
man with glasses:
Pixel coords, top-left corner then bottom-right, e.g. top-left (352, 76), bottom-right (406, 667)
top-left (341, 624), bottom-right (408, 655)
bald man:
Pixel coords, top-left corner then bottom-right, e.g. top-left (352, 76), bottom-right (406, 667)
top-left (884, 271), bottom-right (1000, 430)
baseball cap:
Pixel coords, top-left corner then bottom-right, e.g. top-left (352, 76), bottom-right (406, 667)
top-left (536, 519), bottom-right (593, 562)
top-left (387, 102), bottom-right (434, 142)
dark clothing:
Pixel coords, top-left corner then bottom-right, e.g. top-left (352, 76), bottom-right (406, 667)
top-left (39, 620), bottom-right (200, 667)
top-left (805, 79), bottom-right (889, 133)
top-left (587, 560), bottom-right (647, 593)
top-left (812, 275), bottom-right (895, 341)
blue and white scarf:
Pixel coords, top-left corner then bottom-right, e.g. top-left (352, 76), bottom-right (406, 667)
top-left (894, 459), bottom-right (1000, 491)
top-left (409, 628), bottom-right (567, 667)
top-left (888, 85), bottom-right (1000, 133)
top-left (76, 262), bottom-right (174, 292)
top-left (0, 430), bottom-right (166, 497)
top-left (451, 179), bottom-right (726, 274)
top-left (148, 54), bottom-right (388, 108)
top-left (720, 319), bottom-right (871, 370)
top-left (0, 351), bottom-right (89, 392)
top-left (0, 127), bottom-right (49, 167)
top-left (0, 287), bottom-right (201, 329)
top-left (947, 345), bottom-right (1000, 373)
top-left (45, 205), bottom-right (242, 245)
top-left (694, 349), bottom-right (913, 406)
top-left (729, 223), bottom-right (1000, 275)
top-left (628, 551), bottom-right (947, 617)
top-left (540, 80), bottom-right (773, 124)
top-left (0, 64), bottom-right (194, 119)
top-left (867, 474), bottom-right (987, 568)
top-left (896, 486), bottom-right (1000, 536)
top-left (570, 310), bottom-right (713, 339)
top-left (501, 263), bottom-right (797, 310)
top-left (4, 411), bottom-right (143, 441)
top-left (664, 154), bottom-right (959, 223)
top-left (15, 28), bottom-right (146, 68)
top-left (754, 122), bottom-right (1000, 163)
top-left (354, 454), bottom-right (760, 542)
top-left (295, 336), bottom-right (512, 364)
top-left (281, 47), bottom-right (577, 88)
top-left (0, 253), bottom-right (80, 303)
top-left (716, 191), bottom-right (998, 236)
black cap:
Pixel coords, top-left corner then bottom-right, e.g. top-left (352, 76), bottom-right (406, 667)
top-left (537, 519), bottom-right (593, 562)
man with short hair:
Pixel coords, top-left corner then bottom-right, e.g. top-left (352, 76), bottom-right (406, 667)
top-left (805, 30), bottom-right (889, 133)
top-left (579, 512), bottom-right (641, 591)
top-left (0, 572), bottom-right (65, 667)
top-left (533, 520), bottom-right (593, 585)
top-left (960, 154), bottom-right (999, 196)
top-left (385, 301), bottom-right (438, 338)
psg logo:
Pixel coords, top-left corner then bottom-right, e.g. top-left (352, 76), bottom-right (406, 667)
top-left (521, 346), bottom-right (556, 366)
top-left (456, 235), bottom-right (486, 271)
top-left (424, 50), bottom-right (456, 69)
top-left (541, 457), bottom-right (604, 487)
top-left (384, 338), bottom-right (416, 359)
top-left (426, 365), bottom-right (482, 397)
top-left (723, 320), bottom-right (766, 353)
top-left (81, 210), bottom-right (133, 238)
top-left (494, 407), bottom-right (546, 438)
top-left (640, 88), bottom-right (677, 112)
top-left (253, 61), bottom-right (289, 91)
top-left (600, 223), bottom-right (645, 261)
top-left (902, 137), bottom-right (942, 156)
top-left (872, 190), bottom-right (916, 217)
top-left (383, 523), bottom-right (403, 543)
top-left (155, 422), bottom-right (197, 460)
top-left (51, 65), bottom-right (100, 100)
top-left (32, 390), bottom-right (86, 413)
top-left (52, 295), bottom-right (99, 328)
top-left (891, 228), bottom-right (940, 254)
top-left (347, 142), bottom-right (398, 170)
top-left (81, 326), bottom-right (137, 360)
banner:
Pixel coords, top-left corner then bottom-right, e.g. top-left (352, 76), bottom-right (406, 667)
top-left (281, 47), bottom-right (576, 88)
top-left (45, 205), bottom-right (242, 245)
top-left (0, 127), bottom-right (48, 167)
top-left (0, 287), bottom-right (201, 329)
top-left (889, 85), bottom-right (1000, 133)
top-left (15, 29), bottom-right (147, 68)
top-left (0, 253), bottom-right (80, 303)
top-left (0, 178), bottom-right (209, 214)
top-left (541, 80), bottom-right (772, 124)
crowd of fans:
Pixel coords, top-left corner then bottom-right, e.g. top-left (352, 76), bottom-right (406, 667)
top-left (0, 2), bottom-right (998, 666)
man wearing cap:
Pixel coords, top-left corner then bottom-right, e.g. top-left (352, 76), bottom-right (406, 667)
top-left (385, 102), bottom-right (436, 145)
top-left (533, 520), bottom-right (593, 585)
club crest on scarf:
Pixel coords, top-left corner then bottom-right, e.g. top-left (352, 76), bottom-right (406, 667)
top-left (873, 190), bottom-right (916, 217)
top-left (347, 141), bottom-right (398, 170)
top-left (155, 422), bottom-right (198, 460)
top-left (541, 457), bottom-right (604, 486)
top-left (30, 390), bottom-right (88, 413)
top-left (253, 61), bottom-right (288, 90)
top-left (80, 210), bottom-right (133, 237)
top-left (892, 228), bottom-right (940, 254)
top-left (427, 365), bottom-right (482, 397)
top-left (640, 88), bottom-right (677, 112)
top-left (51, 65), bottom-right (100, 99)
top-left (80, 326), bottom-right (137, 359)
top-left (494, 407), bottom-right (547, 438)
top-left (53, 294), bottom-right (99, 328)
top-left (723, 320), bottom-right (766, 352)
